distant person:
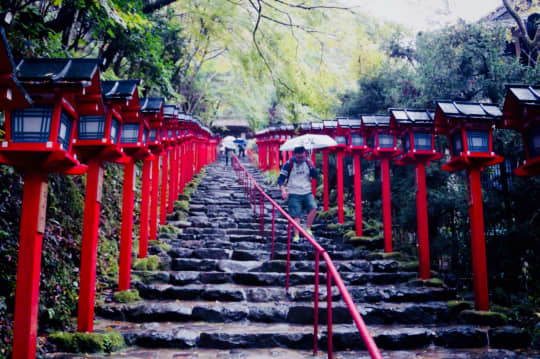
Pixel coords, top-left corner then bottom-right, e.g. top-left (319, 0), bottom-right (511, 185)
top-left (278, 146), bottom-right (318, 242)
top-left (225, 146), bottom-right (235, 166)
top-left (238, 143), bottom-right (246, 158)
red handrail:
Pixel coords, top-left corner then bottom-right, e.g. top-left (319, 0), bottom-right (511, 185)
top-left (231, 154), bottom-right (383, 359)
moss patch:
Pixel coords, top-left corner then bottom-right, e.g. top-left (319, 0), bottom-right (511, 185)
top-left (132, 255), bottom-right (161, 271)
top-left (112, 289), bottom-right (141, 303)
top-left (398, 261), bottom-right (419, 272)
top-left (48, 331), bottom-right (125, 353)
top-left (174, 200), bottom-right (190, 212)
top-left (408, 277), bottom-right (445, 287)
top-left (158, 223), bottom-right (181, 235)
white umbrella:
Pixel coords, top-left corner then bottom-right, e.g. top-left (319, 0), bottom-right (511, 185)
top-left (221, 136), bottom-right (237, 150)
top-left (280, 134), bottom-right (337, 151)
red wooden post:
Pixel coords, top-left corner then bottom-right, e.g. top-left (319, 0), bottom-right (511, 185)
top-left (381, 157), bottom-right (392, 252)
top-left (159, 152), bottom-right (168, 225)
top-left (138, 158), bottom-right (152, 258)
top-left (268, 142), bottom-right (274, 172)
top-left (77, 160), bottom-right (103, 332)
top-left (168, 146), bottom-right (177, 214)
top-left (150, 156), bottom-right (160, 240)
top-left (353, 153), bottom-right (363, 236)
top-left (416, 163), bottom-right (431, 279)
top-left (468, 167), bottom-right (490, 311)
top-left (311, 149), bottom-right (317, 197)
top-left (119, 159), bottom-right (135, 291)
top-left (274, 143), bottom-right (280, 172)
top-left (323, 150), bottom-right (329, 211)
top-left (336, 151), bottom-right (344, 224)
top-left (12, 171), bottom-right (48, 359)
top-left (282, 149), bottom-right (287, 165)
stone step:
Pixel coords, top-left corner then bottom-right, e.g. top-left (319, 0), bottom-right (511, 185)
top-left (133, 281), bottom-right (455, 304)
top-left (97, 299), bottom-right (456, 326)
top-left (92, 319), bottom-right (525, 351)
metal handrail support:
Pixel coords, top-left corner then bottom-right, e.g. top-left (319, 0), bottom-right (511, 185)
top-left (231, 155), bottom-right (383, 359)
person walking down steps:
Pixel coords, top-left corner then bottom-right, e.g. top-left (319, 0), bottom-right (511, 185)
top-left (278, 146), bottom-right (318, 242)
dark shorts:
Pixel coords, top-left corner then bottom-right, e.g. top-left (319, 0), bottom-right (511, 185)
top-left (288, 193), bottom-right (317, 218)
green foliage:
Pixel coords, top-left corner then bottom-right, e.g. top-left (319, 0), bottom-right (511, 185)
top-left (48, 331), bottom-right (125, 353)
top-left (174, 200), bottom-right (190, 212)
top-left (148, 240), bottom-right (171, 253)
top-left (112, 289), bottom-right (141, 304)
top-left (132, 255), bottom-right (161, 271)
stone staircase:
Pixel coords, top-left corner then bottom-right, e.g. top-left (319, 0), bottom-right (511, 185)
top-left (91, 158), bottom-right (533, 358)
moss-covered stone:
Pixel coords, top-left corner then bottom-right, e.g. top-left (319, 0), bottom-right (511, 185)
top-left (447, 300), bottom-right (474, 316)
top-left (458, 309), bottom-right (508, 326)
top-left (48, 331), bottom-right (125, 353)
top-left (158, 223), bottom-right (181, 235)
top-left (148, 239), bottom-right (171, 252)
top-left (112, 289), bottom-right (141, 303)
top-left (367, 251), bottom-right (403, 261)
top-left (398, 260), bottom-right (419, 272)
top-left (174, 200), bottom-right (190, 212)
top-left (132, 255), bottom-right (161, 271)
top-left (408, 277), bottom-right (445, 287)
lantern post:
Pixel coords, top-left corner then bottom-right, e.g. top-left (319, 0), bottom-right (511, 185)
top-left (363, 115), bottom-right (401, 253)
top-left (116, 89), bottom-right (150, 292)
top-left (434, 100), bottom-right (504, 311)
top-left (0, 57), bottom-right (98, 359)
top-left (139, 98), bottom-right (165, 255)
top-left (501, 85), bottom-right (540, 176)
top-left (165, 106), bottom-right (179, 215)
top-left (390, 109), bottom-right (442, 279)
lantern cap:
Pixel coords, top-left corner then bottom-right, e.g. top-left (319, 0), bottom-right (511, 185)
top-left (16, 58), bottom-right (104, 86)
top-left (0, 26), bottom-right (32, 109)
top-left (361, 115), bottom-right (390, 127)
top-left (336, 117), bottom-right (362, 128)
top-left (323, 119), bottom-right (337, 129)
top-left (102, 80), bottom-right (140, 100)
top-left (435, 100), bottom-right (502, 120)
top-left (504, 84), bottom-right (540, 106)
top-left (311, 122), bottom-right (323, 130)
top-left (389, 108), bottom-right (434, 125)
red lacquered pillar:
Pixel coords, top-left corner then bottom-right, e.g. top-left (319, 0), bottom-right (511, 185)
top-left (119, 159), bottom-right (135, 291)
top-left (150, 156), bottom-right (160, 240)
top-left (268, 144), bottom-right (274, 172)
top-left (138, 158), bottom-right (152, 258)
top-left (12, 171), bottom-right (48, 359)
top-left (323, 150), bottom-right (329, 211)
top-left (468, 167), bottom-right (490, 311)
top-left (311, 150), bottom-right (317, 197)
top-left (167, 147), bottom-right (177, 214)
top-left (416, 163), bottom-right (431, 279)
top-left (381, 157), bottom-right (392, 253)
top-left (353, 153), bottom-right (363, 236)
top-left (77, 160), bottom-right (103, 332)
top-left (274, 144), bottom-right (280, 172)
top-left (336, 151), bottom-right (344, 224)
top-left (159, 152), bottom-right (168, 225)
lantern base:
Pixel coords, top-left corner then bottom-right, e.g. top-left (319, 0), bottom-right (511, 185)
top-left (514, 156), bottom-right (540, 176)
top-left (395, 151), bottom-right (442, 166)
top-left (442, 153), bottom-right (503, 172)
top-left (72, 144), bottom-right (126, 164)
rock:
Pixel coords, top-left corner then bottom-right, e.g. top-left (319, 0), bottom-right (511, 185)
top-left (200, 272), bottom-right (232, 284)
top-left (175, 220), bottom-right (193, 228)
top-left (190, 216), bottom-right (210, 227)
top-left (201, 287), bottom-right (246, 301)
top-left (232, 272), bottom-right (279, 286)
top-left (192, 305), bottom-right (249, 322)
top-left (374, 328), bottom-right (433, 349)
top-left (170, 271), bottom-right (200, 285)
top-left (232, 250), bottom-right (266, 261)
top-left (193, 248), bottom-right (232, 260)
top-left (489, 326), bottom-right (531, 349)
top-left (218, 260), bottom-right (260, 273)
top-left (247, 305), bottom-right (288, 322)
top-left (129, 302), bottom-right (192, 322)
top-left (434, 326), bottom-right (488, 348)
top-left (134, 328), bottom-right (198, 348)
top-left (458, 310), bottom-right (507, 326)
top-left (172, 258), bottom-right (217, 271)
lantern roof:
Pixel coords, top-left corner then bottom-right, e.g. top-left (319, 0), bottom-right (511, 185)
top-left (323, 119), bottom-right (337, 129)
top-left (389, 109), bottom-right (434, 125)
top-left (336, 117), bottom-right (362, 128)
top-left (505, 84), bottom-right (540, 106)
top-left (298, 122), bottom-right (311, 131)
top-left (162, 104), bottom-right (178, 118)
top-left (279, 124), bottom-right (294, 131)
top-left (102, 80), bottom-right (140, 100)
top-left (361, 115), bottom-right (390, 127)
top-left (435, 100), bottom-right (502, 120)
top-left (0, 26), bottom-right (32, 109)
top-left (142, 97), bottom-right (165, 113)
top-left (16, 58), bottom-right (103, 87)
top-left (311, 122), bottom-right (323, 131)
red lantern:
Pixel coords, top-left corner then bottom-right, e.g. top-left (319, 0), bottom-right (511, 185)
top-left (501, 85), bottom-right (540, 176)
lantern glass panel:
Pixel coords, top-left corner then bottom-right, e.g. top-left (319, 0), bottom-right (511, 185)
top-left (11, 106), bottom-right (53, 143)
top-left (402, 135), bottom-right (410, 153)
top-left (58, 111), bottom-right (73, 151)
top-left (110, 118), bottom-right (120, 143)
top-left (467, 130), bottom-right (489, 153)
top-left (451, 132), bottom-right (463, 156)
top-left (526, 126), bottom-right (540, 159)
top-left (378, 134), bottom-right (394, 148)
top-left (414, 132), bottom-right (432, 150)
top-left (78, 115), bottom-right (106, 140)
top-left (351, 134), bottom-right (364, 146)
top-left (142, 128), bottom-right (148, 144)
top-left (121, 123), bottom-right (140, 143)
top-left (149, 128), bottom-right (158, 142)
top-left (336, 135), bottom-right (347, 145)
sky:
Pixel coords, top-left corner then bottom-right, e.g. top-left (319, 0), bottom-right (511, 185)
top-left (345, 0), bottom-right (503, 31)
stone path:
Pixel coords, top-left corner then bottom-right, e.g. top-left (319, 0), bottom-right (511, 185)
top-left (50, 158), bottom-right (537, 358)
